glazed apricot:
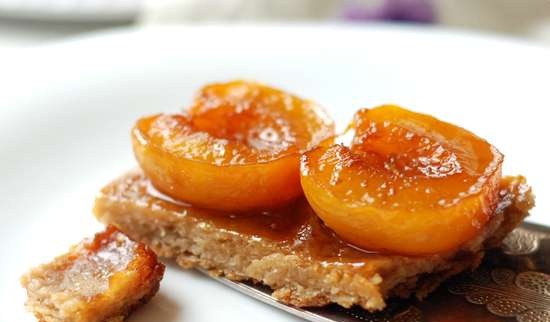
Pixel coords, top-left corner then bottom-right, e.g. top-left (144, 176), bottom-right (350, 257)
top-left (300, 105), bottom-right (503, 255)
top-left (133, 81), bottom-right (334, 212)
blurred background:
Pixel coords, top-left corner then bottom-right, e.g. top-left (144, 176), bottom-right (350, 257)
top-left (1, 0), bottom-right (550, 48)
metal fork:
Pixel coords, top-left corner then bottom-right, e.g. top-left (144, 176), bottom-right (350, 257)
top-left (199, 269), bottom-right (419, 322)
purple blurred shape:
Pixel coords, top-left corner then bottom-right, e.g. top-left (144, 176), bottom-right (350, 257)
top-left (344, 0), bottom-right (435, 23)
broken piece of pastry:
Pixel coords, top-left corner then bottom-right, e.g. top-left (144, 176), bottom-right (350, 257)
top-left (21, 226), bottom-right (165, 322)
top-left (93, 80), bottom-right (534, 311)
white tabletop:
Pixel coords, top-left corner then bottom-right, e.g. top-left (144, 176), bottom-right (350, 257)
top-left (1, 0), bottom-right (550, 50)
top-left (0, 18), bottom-right (128, 49)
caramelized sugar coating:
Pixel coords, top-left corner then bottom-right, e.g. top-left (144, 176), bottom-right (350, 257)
top-left (21, 226), bottom-right (165, 322)
top-left (301, 106), bottom-right (503, 255)
top-left (133, 80), bottom-right (334, 211)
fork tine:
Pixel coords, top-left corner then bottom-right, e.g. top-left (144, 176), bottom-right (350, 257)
top-left (199, 269), bottom-right (359, 322)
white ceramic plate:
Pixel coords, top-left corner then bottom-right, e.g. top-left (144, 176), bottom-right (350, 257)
top-left (1, 24), bottom-right (549, 322)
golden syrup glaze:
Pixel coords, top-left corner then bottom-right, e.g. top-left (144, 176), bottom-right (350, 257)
top-left (100, 172), bottom-right (532, 270)
top-left (51, 226), bottom-right (162, 298)
top-left (300, 106), bottom-right (505, 255)
top-left (132, 81), bottom-right (335, 212)
top-left (186, 80), bottom-right (335, 163)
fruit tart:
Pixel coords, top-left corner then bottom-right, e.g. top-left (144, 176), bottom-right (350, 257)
top-left (94, 81), bottom-right (534, 311)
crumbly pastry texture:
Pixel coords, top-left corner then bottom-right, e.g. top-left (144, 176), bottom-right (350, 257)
top-left (94, 172), bottom-right (533, 312)
top-left (21, 226), bottom-right (165, 322)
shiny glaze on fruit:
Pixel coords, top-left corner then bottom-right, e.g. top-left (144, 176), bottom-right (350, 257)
top-left (133, 80), bottom-right (334, 212)
top-left (301, 106), bottom-right (504, 255)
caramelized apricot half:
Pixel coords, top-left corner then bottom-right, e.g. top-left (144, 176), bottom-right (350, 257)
top-left (133, 81), bottom-right (334, 211)
top-left (300, 105), bottom-right (503, 255)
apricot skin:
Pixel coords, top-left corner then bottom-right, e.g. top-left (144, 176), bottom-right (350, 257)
top-left (133, 81), bottom-right (334, 212)
top-left (300, 105), bottom-right (503, 255)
